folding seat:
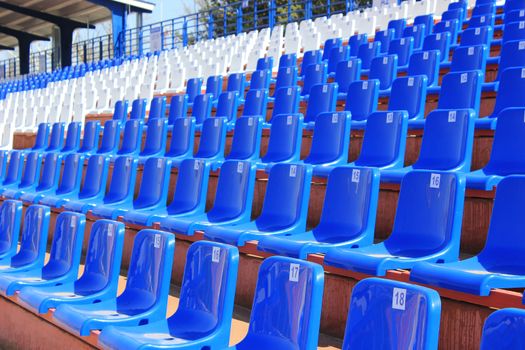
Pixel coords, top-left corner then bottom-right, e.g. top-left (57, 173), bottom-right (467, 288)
top-left (111, 100), bottom-right (129, 124)
top-left (256, 56), bottom-right (274, 71)
top-left (388, 18), bottom-right (407, 39)
top-left (301, 62), bottom-right (327, 97)
top-left (492, 20), bottom-right (525, 48)
top-left (223, 116), bottom-right (263, 163)
top-left (0, 200), bottom-right (23, 260)
top-left (1, 152), bottom-right (43, 199)
top-left (357, 41), bottom-right (382, 70)
top-left (1, 151), bottom-right (25, 189)
top-left (185, 77), bottom-right (203, 105)
top-left (147, 96), bottom-right (167, 120)
top-left (96, 120), bottom-right (121, 155)
top-left (99, 241), bottom-right (238, 350)
top-left (327, 45), bottom-right (350, 76)
top-left (472, 2), bottom-right (496, 17)
top-left (19, 153), bottom-right (63, 203)
top-left (345, 79), bottom-right (380, 127)
top-left (269, 86), bottom-right (301, 125)
top-left (227, 72), bottom-right (246, 98)
top-left (458, 26), bottom-right (494, 49)
top-left (389, 76), bottom-right (428, 124)
top-left (437, 70), bottom-right (483, 117)
top-left (334, 58), bottom-right (362, 98)
top-left (188, 117), bottom-right (228, 165)
top-left (18, 220), bottom-right (125, 314)
top-left (0, 150), bottom-right (8, 183)
top-left (249, 69), bottom-right (271, 91)
top-left (278, 53), bottom-right (297, 69)
top-left (442, 8), bottom-right (466, 27)
top-left (304, 83), bottom-right (338, 127)
top-left (53, 229), bottom-right (174, 336)
top-left (38, 153), bottom-right (86, 208)
top-left (204, 75), bottom-right (223, 103)
top-left (227, 256), bottom-right (324, 349)
top-left (325, 170), bottom-right (465, 276)
top-left (411, 175), bottom-right (525, 295)
top-left (242, 89), bottom-right (269, 119)
top-left (76, 121), bottom-right (100, 156)
top-left (374, 28), bottom-right (394, 54)
top-left (383, 109), bottom-right (475, 182)
top-left (270, 66), bottom-right (298, 100)
top-left (115, 119), bottom-right (144, 157)
top-left (259, 166), bottom-right (380, 258)
top-left (167, 94), bottom-right (188, 126)
top-left (501, 9), bottom-right (525, 25)
top-left (434, 19), bottom-right (460, 46)
top-left (215, 91), bottom-right (240, 127)
top-left (300, 50), bottom-right (323, 77)
top-left (138, 118), bottom-right (168, 163)
top-left (129, 98), bottom-right (147, 121)
top-left (368, 54), bottom-right (398, 94)
top-left (469, 14), bottom-right (496, 28)
top-left (448, 44), bottom-right (489, 77)
top-left (388, 36), bottom-right (414, 68)
top-left (340, 278), bottom-right (441, 350)
top-left (484, 40), bottom-right (525, 91)
top-left (58, 121), bottom-right (81, 153)
top-left (414, 14), bottom-right (434, 35)
top-left (0, 205), bottom-right (49, 271)
top-left (348, 33), bottom-right (368, 57)
top-left (0, 211), bottom-right (85, 297)
top-left (45, 122), bottom-right (65, 152)
top-left (164, 117), bottom-right (195, 162)
top-left (322, 37), bottom-right (343, 60)
top-left (422, 32), bottom-right (451, 63)
top-left (31, 123), bottom-right (50, 150)
top-left (480, 308), bottom-right (525, 350)
top-left (408, 50), bottom-right (441, 88)
top-left (92, 157), bottom-right (171, 220)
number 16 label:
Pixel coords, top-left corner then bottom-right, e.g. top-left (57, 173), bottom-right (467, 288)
top-left (392, 287), bottom-right (406, 310)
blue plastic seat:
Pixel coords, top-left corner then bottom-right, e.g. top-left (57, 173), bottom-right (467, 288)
top-left (388, 18), bottom-right (407, 39)
top-left (322, 37), bottom-right (342, 60)
top-left (204, 163), bottom-right (312, 246)
top-left (494, 20), bottom-right (525, 46)
top-left (249, 69), bottom-right (271, 90)
top-left (408, 50), bottom-right (441, 88)
top-left (434, 19), bottom-right (460, 46)
top-left (484, 40), bottom-right (525, 91)
top-left (256, 56), bottom-right (274, 71)
top-left (89, 156), bottom-right (138, 216)
top-left (403, 23), bottom-right (426, 50)
top-left (449, 44), bottom-right (488, 76)
top-left (324, 170), bottom-right (466, 276)
top-left (341, 278), bottom-right (441, 350)
top-left (129, 98), bottom-right (147, 120)
top-left (192, 93), bottom-right (214, 125)
top-left (437, 71), bottom-right (483, 117)
top-left (0, 211), bottom-right (85, 296)
top-left (228, 256), bottom-right (324, 350)
top-left (0, 150), bottom-right (6, 182)
top-left (422, 32), bottom-right (451, 63)
top-left (304, 83), bottom-right (338, 125)
top-left (335, 58), bottom-right (362, 97)
top-left (45, 122), bottom-right (65, 152)
top-left (167, 94), bottom-right (188, 125)
top-left (278, 53), bottom-right (297, 69)
top-left (300, 49), bottom-right (322, 76)
top-left (60, 121), bottom-right (81, 153)
top-left (390, 75), bottom-right (428, 122)
top-left (368, 54), bottom-right (398, 94)
top-left (348, 33), bottom-right (368, 56)
top-left (242, 89), bottom-right (269, 119)
top-left (148, 96), bottom-right (167, 120)
top-left (138, 118), bottom-right (168, 162)
top-left (374, 28), bottom-right (395, 53)
top-left (271, 66), bottom-right (298, 101)
top-left (32, 123), bottom-right (50, 150)
top-left (358, 41), bottom-right (382, 70)
top-left (98, 241), bottom-right (239, 350)
top-left (165, 117), bottom-right (195, 160)
top-left (411, 175), bottom-right (525, 295)
top-left (480, 308), bottom-right (525, 349)
top-left (383, 109), bottom-right (475, 182)
top-left (77, 121), bottom-right (100, 155)
top-left (459, 26), bottom-right (494, 48)
top-left (301, 62), bottom-right (327, 97)
top-left (472, 3), bottom-right (496, 17)
top-left (160, 160), bottom-right (256, 235)
top-left (469, 14), bottom-right (496, 28)
top-left (270, 86), bottom-right (300, 124)
top-left (62, 155), bottom-right (111, 212)
top-left (112, 100), bottom-right (129, 124)
top-left (19, 152), bottom-right (63, 203)
top-left (0, 200), bottom-right (22, 260)
top-left (18, 220), bottom-right (125, 314)
top-left (415, 14), bottom-right (434, 35)
top-left (205, 75), bottom-right (222, 102)
top-left (345, 79), bottom-right (379, 127)
top-left (258, 166), bottom-right (380, 258)
top-left (227, 72), bottom-right (246, 97)
top-left (96, 120), bottom-right (121, 155)
top-left (1, 151), bottom-right (25, 188)
top-left (0, 205), bottom-right (49, 271)
top-left (185, 77), bottom-right (203, 104)
top-left (192, 117), bottom-right (227, 165)
top-left (215, 91), bottom-right (240, 126)
top-left (327, 45), bottom-right (350, 76)
top-left (1, 152), bottom-right (43, 199)
top-left (443, 8), bottom-right (465, 26)
top-left (259, 114), bottom-right (303, 167)
top-left (115, 119), bottom-right (144, 156)
top-left (502, 9), bottom-right (525, 25)
top-left (225, 116), bottom-right (263, 162)
top-left (39, 153), bottom-right (86, 208)
top-left (53, 229), bottom-right (175, 336)
top-left (388, 36), bottom-right (414, 68)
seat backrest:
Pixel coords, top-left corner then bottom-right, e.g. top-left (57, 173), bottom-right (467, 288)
top-left (206, 75), bottom-right (223, 98)
top-left (186, 77), bottom-right (203, 102)
top-left (374, 28), bottom-right (394, 53)
top-left (79, 155), bottom-right (110, 199)
top-left (387, 170), bottom-right (465, 255)
top-left (414, 109), bottom-right (475, 172)
top-left (275, 66), bottom-right (298, 91)
top-left (195, 117), bottom-right (227, 159)
top-left (328, 45), bottom-right (350, 74)
top-left (141, 118), bottom-right (168, 156)
top-left (503, 8), bottom-right (525, 24)
top-left (348, 33), bottom-right (368, 57)
top-left (97, 120), bottom-right (121, 154)
top-left (388, 18), bottom-right (406, 39)
top-left (403, 24), bottom-right (426, 49)
top-left (148, 96), bottom-right (167, 120)
top-left (481, 308), bottom-right (525, 350)
top-left (19, 151), bottom-right (43, 188)
top-left (42, 212), bottom-right (85, 279)
top-left (422, 32), bottom-right (451, 63)
top-left (207, 160), bottom-right (256, 223)
top-left (227, 116), bottom-right (263, 161)
top-left (56, 153), bottom-right (85, 194)
top-left (369, 54), bottom-right (398, 90)
top-left (388, 75), bottom-right (427, 120)
top-left (10, 205), bottom-right (50, 268)
top-left (249, 69), bottom-right (271, 90)
top-left (460, 26), bottom-right (493, 47)
top-left (36, 152), bottom-right (62, 191)
top-left (343, 277), bottom-right (441, 350)
top-left (450, 44), bottom-right (488, 73)
top-left (322, 37), bottom-right (342, 60)
top-left (166, 117), bottom-right (195, 158)
top-left (443, 8), bottom-right (465, 25)
top-left (469, 14), bottom-right (496, 28)
top-left (243, 89), bottom-right (269, 117)
top-left (414, 14), bottom-right (434, 35)
top-left (357, 41), bottom-right (381, 69)
top-left (0, 200), bottom-right (22, 257)
top-left (118, 229), bottom-right (175, 311)
top-left (434, 19), bottom-right (460, 45)
top-left (239, 256), bottom-right (324, 350)
top-left (117, 119), bottom-right (144, 155)
top-left (355, 111), bottom-right (408, 169)
top-left (256, 56), bottom-right (274, 71)
top-left (388, 37), bottom-right (414, 67)
top-left (32, 123), bottom-right (50, 150)
top-left (227, 72), bottom-right (246, 96)
top-left (408, 50), bottom-right (440, 87)
top-left (46, 122), bottom-right (65, 151)
top-left (437, 71), bottom-right (483, 116)
top-left (344, 79), bottom-right (379, 121)
top-left (256, 163), bottom-right (312, 230)
top-left (215, 91), bottom-right (239, 122)
top-left (134, 157), bottom-right (172, 209)
top-left (112, 100), bottom-right (129, 123)
top-left (192, 93), bottom-right (214, 125)
top-left (304, 83), bottom-right (338, 123)
top-left (497, 40), bottom-right (525, 81)
top-left (271, 86), bottom-right (301, 122)
top-left (304, 111), bottom-right (351, 165)
top-left (0, 150), bottom-right (6, 181)
top-left (472, 3), bottom-right (496, 16)
top-left (168, 94), bottom-right (188, 125)
top-left (3, 151), bottom-right (25, 186)
top-left (78, 121), bottom-right (101, 153)
top-left (302, 62), bottom-right (327, 96)
top-left (301, 49), bottom-right (323, 76)
top-left (129, 98), bottom-right (147, 120)
top-left (278, 53), bottom-right (296, 69)
top-left (491, 67), bottom-right (525, 117)
top-left (335, 58), bottom-right (362, 94)
top-left (104, 156), bottom-right (138, 203)
top-left (262, 114), bottom-right (303, 163)
top-left (166, 159), bottom-right (210, 215)
top-left (76, 220), bottom-right (125, 294)
top-left (62, 122), bottom-right (81, 152)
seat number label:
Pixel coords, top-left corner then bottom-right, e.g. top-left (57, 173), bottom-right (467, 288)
top-left (332, 113), bottom-right (338, 123)
top-left (212, 247), bottom-right (221, 263)
top-left (289, 165), bottom-right (297, 177)
top-left (289, 263), bottom-right (300, 282)
top-left (460, 73), bottom-right (468, 83)
top-left (448, 110), bottom-right (456, 122)
top-left (352, 169), bottom-right (360, 183)
top-left (430, 173), bottom-right (441, 189)
top-left (154, 234), bottom-right (161, 248)
top-left (237, 162), bottom-right (244, 173)
top-left (386, 112), bottom-right (394, 123)
top-left (392, 288), bottom-right (406, 310)
top-left (407, 77), bottom-right (414, 87)
top-left (287, 115), bottom-right (293, 125)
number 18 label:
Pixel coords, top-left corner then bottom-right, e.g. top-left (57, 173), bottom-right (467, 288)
top-left (392, 287), bottom-right (406, 310)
